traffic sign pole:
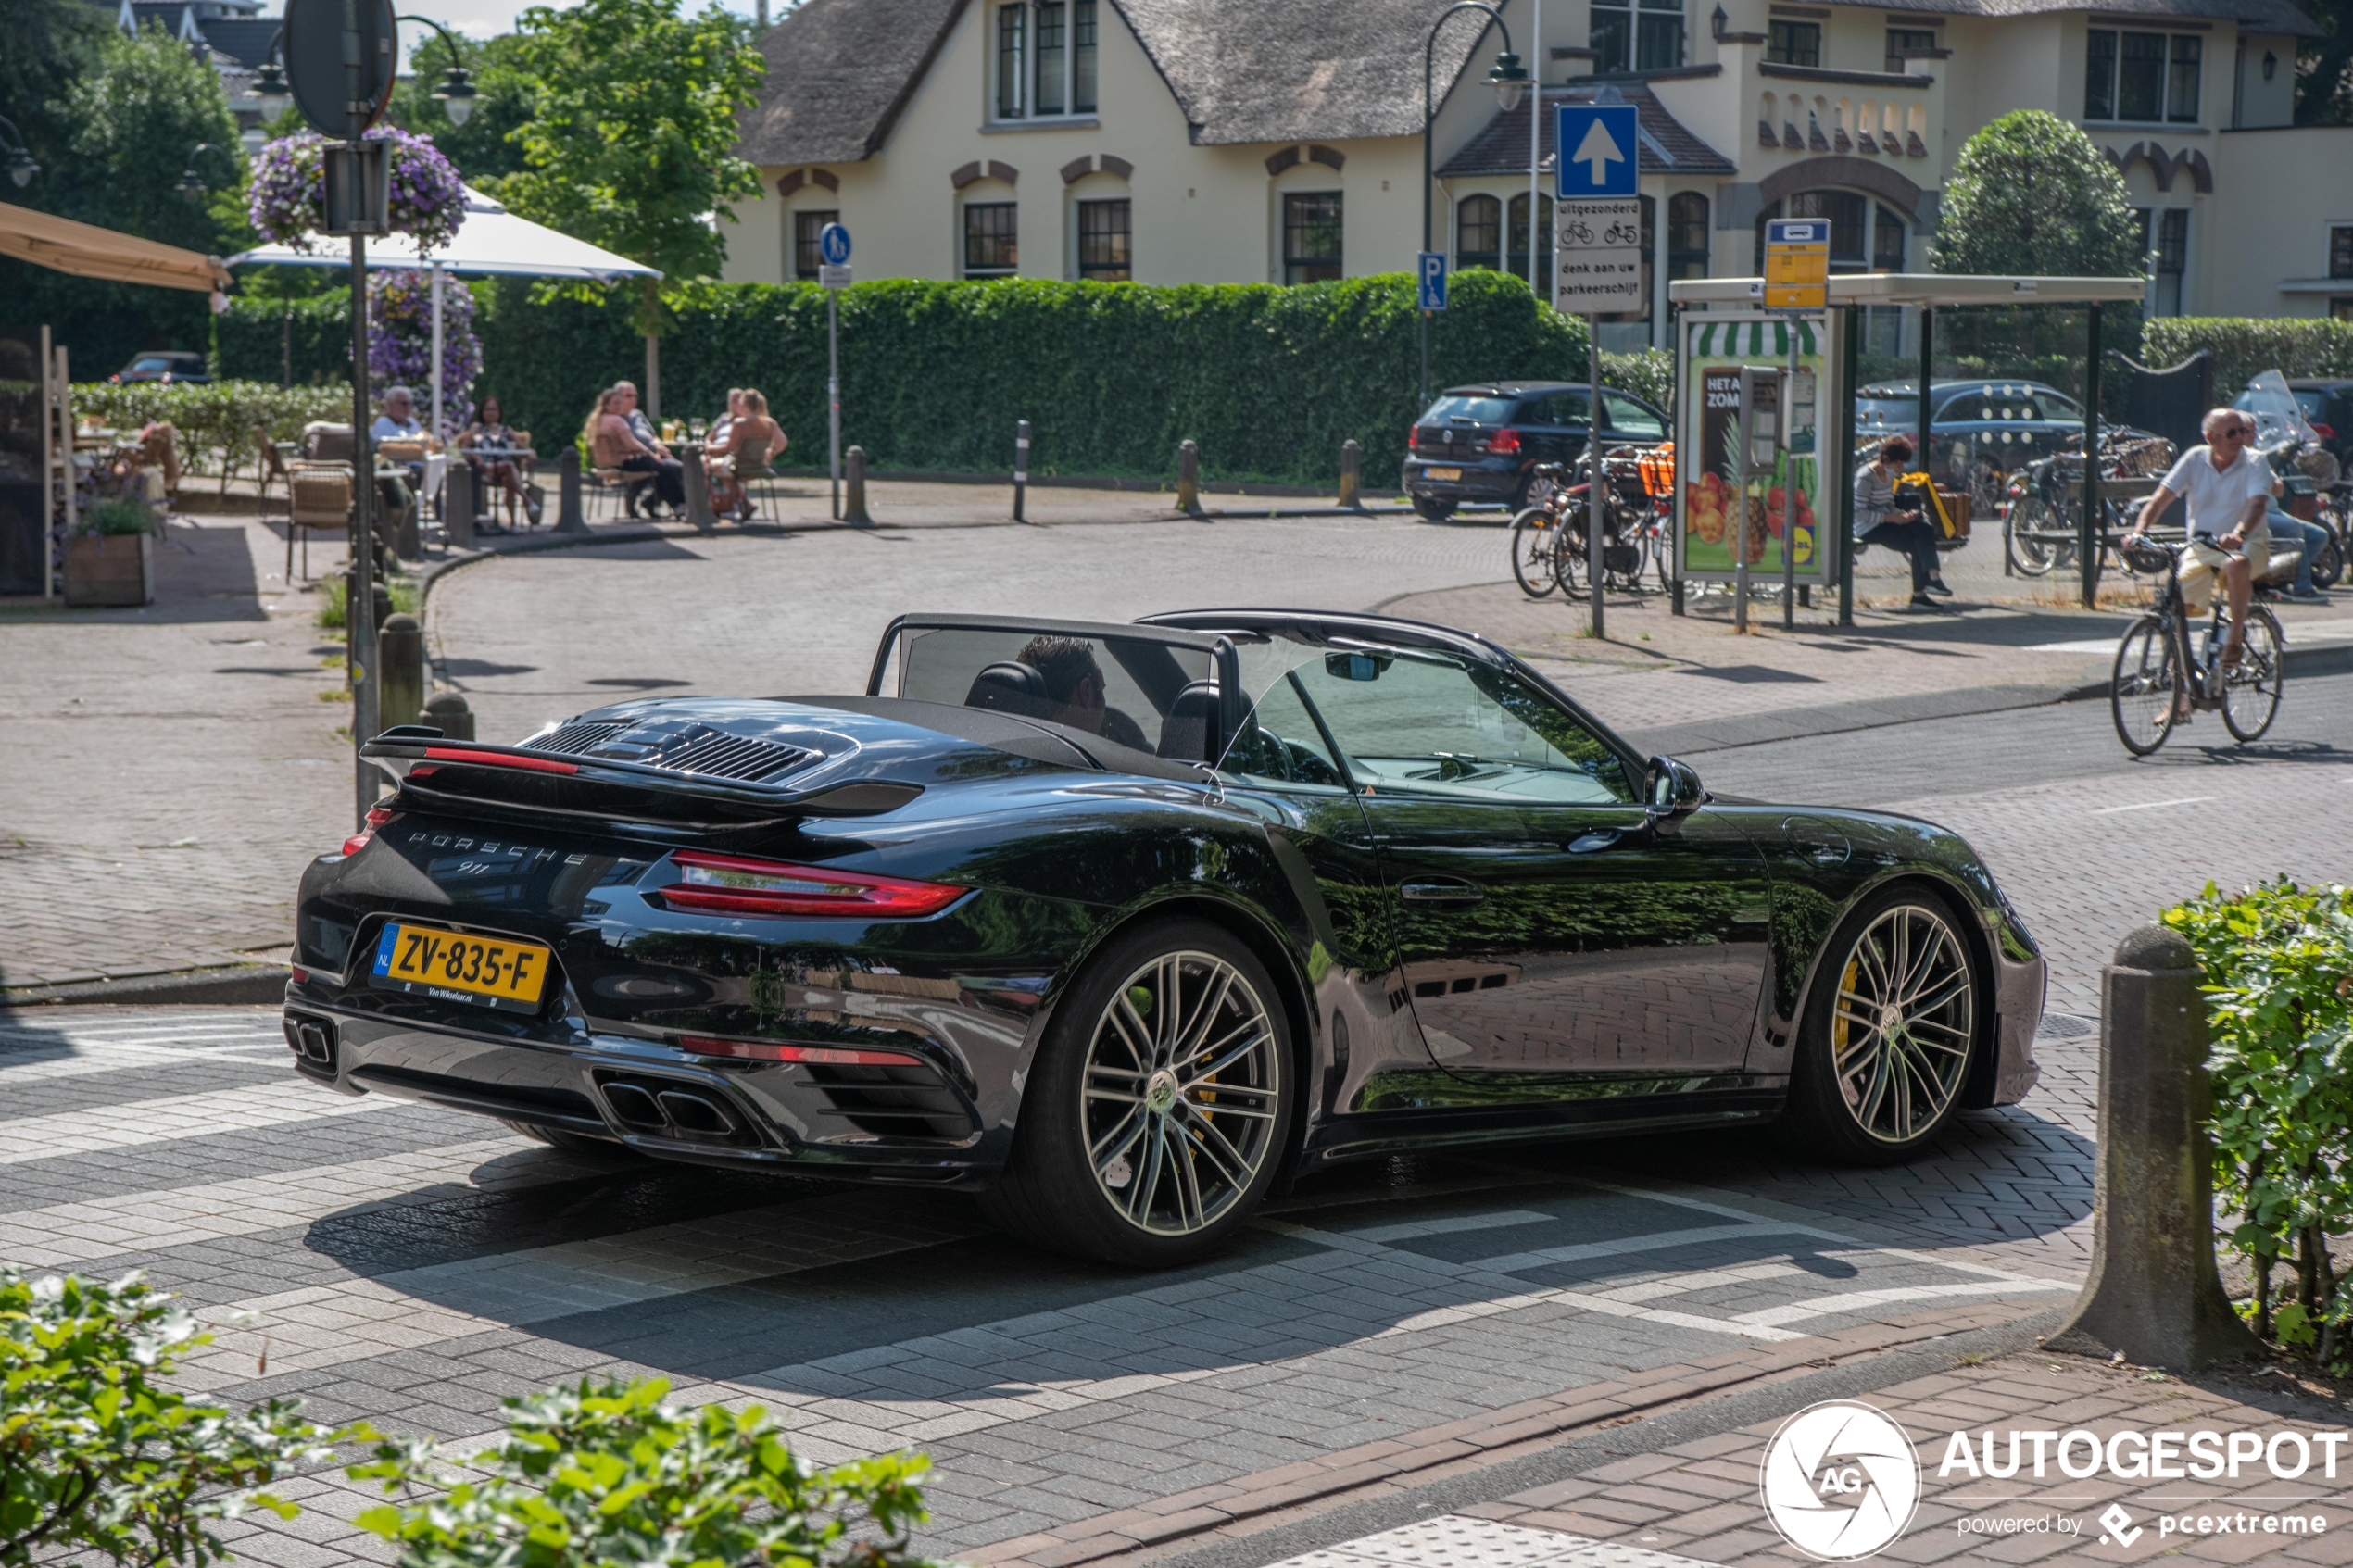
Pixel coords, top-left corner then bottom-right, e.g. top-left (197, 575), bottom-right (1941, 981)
top-left (817, 222), bottom-right (851, 521)
top-left (1589, 311), bottom-right (1604, 639)
top-left (1550, 103), bottom-right (1640, 641)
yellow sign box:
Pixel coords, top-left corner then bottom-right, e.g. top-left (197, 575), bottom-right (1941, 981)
top-left (1764, 244), bottom-right (1828, 308)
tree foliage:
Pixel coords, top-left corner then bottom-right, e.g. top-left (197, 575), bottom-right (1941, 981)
top-left (1933, 109), bottom-right (2144, 278)
top-left (387, 32), bottom-right (538, 184)
top-left (2297, 0), bottom-right (2353, 125)
top-left (0, 1269), bottom-right (341, 1568)
top-left (349, 1377), bottom-right (941, 1568)
top-left (500, 0), bottom-right (765, 333)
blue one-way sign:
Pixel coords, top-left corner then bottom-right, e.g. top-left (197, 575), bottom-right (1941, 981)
top-left (1554, 103), bottom-right (1639, 199)
top-left (1417, 251), bottom-right (1447, 310)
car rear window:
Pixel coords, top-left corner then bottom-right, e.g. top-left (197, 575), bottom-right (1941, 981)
top-left (2296, 389), bottom-right (2331, 421)
top-left (1856, 397), bottom-right (1919, 430)
top-left (1420, 395), bottom-right (1516, 424)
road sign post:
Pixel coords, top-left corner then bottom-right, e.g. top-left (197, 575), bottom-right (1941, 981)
top-left (818, 222), bottom-right (850, 521)
top-left (1417, 251), bottom-right (1446, 408)
top-left (1553, 102), bottom-right (1641, 638)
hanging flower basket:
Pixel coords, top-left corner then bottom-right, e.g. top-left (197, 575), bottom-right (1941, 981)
top-left (369, 269), bottom-right (484, 435)
top-left (247, 129), bottom-right (468, 255)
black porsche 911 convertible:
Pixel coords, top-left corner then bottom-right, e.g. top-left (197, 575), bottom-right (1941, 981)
top-left (283, 608), bottom-right (2043, 1265)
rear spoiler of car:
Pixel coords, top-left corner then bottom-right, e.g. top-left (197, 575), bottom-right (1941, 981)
top-left (359, 731), bottom-right (921, 832)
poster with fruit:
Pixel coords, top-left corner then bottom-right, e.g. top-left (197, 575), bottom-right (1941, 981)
top-left (1676, 313), bottom-right (1833, 583)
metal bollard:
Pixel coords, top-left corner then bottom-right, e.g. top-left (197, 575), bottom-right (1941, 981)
top-left (844, 445), bottom-right (873, 525)
top-left (1338, 438), bottom-right (1362, 510)
top-left (2046, 924), bottom-right (2264, 1370)
top-left (555, 446), bottom-right (588, 533)
top-left (1013, 419), bottom-right (1030, 522)
top-left (444, 461), bottom-right (476, 550)
top-left (422, 690), bottom-right (475, 742)
top-left (1176, 439), bottom-right (1201, 514)
top-left (378, 612), bottom-right (423, 730)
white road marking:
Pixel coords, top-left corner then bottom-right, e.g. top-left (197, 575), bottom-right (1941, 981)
top-left (1735, 1275), bottom-right (2072, 1327)
top-left (2091, 795), bottom-right (2215, 814)
top-left (0, 1080), bottom-right (395, 1164)
top-left (0, 1040), bottom-right (286, 1084)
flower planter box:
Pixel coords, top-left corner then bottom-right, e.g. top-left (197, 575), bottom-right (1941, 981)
top-left (63, 533), bottom-right (155, 608)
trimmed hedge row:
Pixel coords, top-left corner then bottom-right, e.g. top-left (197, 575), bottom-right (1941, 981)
top-left (70, 381), bottom-right (350, 478)
top-left (214, 295), bottom-right (359, 386)
top-left (2143, 319), bottom-right (2353, 397)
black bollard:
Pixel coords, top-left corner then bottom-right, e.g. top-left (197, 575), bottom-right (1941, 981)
top-left (1176, 439), bottom-right (1201, 515)
top-left (1338, 438), bottom-right (1362, 510)
top-left (1013, 419), bottom-right (1030, 522)
top-left (444, 461), bottom-right (476, 550)
top-left (378, 612), bottom-right (423, 730)
top-left (2045, 924), bottom-right (2265, 1370)
top-left (844, 445), bottom-right (873, 526)
top-left (422, 690), bottom-right (475, 742)
top-left (554, 447), bottom-right (588, 533)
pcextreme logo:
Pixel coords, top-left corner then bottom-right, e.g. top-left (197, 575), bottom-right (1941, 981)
top-left (1759, 1400), bottom-right (1923, 1561)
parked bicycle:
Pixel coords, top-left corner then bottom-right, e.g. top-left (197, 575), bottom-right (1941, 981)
top-left (2108, 533), bottom-right (2286, 756)
top-left (2002, 425), bottom-right (2169, 578)
top-left (1509, 445), bottom-right (1671, 598)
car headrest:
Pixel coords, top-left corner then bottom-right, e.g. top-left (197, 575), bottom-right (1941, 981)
top-left (965, 661), bottom-right (1051, 719)
top-left (1157, 680), bottom-right (1222, 760)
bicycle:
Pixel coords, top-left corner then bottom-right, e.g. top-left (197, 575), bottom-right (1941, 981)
top-left (1510, 447), bottom-right (1662, 598)
top-left (2108, 533), bottom-right (2287, 756)
top-left (1509, 461), bottom-right (1577, 596)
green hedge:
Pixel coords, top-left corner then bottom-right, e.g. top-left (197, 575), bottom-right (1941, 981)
top-left (213, 295), bottom-right (355, 386)
top-left (475, 271), bottom-right (1591, 486)
top-left (2143, 319), bottom-right (2353, 399)
top-left (71, 381), bottom-right (351, 478)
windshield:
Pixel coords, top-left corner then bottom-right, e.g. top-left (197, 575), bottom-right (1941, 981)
top-left (1934, 389), bottom-right (2077, 423)
top-left (896, 627), bottom-right (1215, 759)
top-left (1419, 395), bottom-right (1515, 425)
top-left (2235, 370), bottom-right (2321, 448)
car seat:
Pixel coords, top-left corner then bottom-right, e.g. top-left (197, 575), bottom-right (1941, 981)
top-left (964, 661), bottom-right (1052, 720)
top-left (1157, 681), bottom-right (1222, 761)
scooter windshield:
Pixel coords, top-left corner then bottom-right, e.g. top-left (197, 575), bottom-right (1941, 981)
top-left (2241, 369), bottom-right (2321, 449)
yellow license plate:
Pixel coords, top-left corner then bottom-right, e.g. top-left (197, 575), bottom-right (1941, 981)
top-left (370, 922), bottom-right (553, 1012)
top-left (1424, 467), bottom-right (1462, 482)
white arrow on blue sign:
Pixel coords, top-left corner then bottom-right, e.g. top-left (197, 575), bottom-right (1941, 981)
top-left (1417, 251), bottom-right (1447, 311)
top-left (819, 221), bottom-right (851, 265)
top-left (1554, 103), bottom-right (1640, 199)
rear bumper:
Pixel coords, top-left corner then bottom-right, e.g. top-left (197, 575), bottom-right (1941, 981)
top-left (1403, 458), bottom-right (1524, 503)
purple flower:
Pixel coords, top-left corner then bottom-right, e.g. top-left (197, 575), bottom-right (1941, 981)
top-left (247, 130), bottom-right (468, 255)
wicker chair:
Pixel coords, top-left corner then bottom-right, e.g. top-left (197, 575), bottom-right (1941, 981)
top-left (285, 464), bottom-right (352, 582)
top-left (254, 426), bottom-right (294, 521)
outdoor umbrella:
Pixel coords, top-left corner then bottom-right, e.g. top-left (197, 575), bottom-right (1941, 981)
top-left (0, 201), bottom-right (233, 294)
top-left (227, 185), bottom-right (660, 435)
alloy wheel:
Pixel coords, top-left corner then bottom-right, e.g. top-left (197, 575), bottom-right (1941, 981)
top-left (1829, 904), bottom-right (1975, 1145)
top-left (1082, 950), bottom-right (1281, 1236)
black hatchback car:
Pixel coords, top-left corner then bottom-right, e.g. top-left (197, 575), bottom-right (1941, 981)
top-left (111, 351), bottom-right (210, 385)
top-left (1403, 381), bottom-right (1671, 521)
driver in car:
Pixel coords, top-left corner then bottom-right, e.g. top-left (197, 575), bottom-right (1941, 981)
top-left (1018, 636), bottom-right (1151, 750)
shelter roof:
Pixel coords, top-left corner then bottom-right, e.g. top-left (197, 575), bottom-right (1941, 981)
top-left (1439, 80), bottom-right (1736, 179)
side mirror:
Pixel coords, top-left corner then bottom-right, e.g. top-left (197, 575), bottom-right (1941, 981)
top-left (1647, 755), bottom-right (1706, 818)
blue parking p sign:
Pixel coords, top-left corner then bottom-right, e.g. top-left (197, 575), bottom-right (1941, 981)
top-left (819, 221), bottom-right (851, 265)
top-left (1417, 251), bottom-right (1447, 310)
top-left (1554, 103), bottom-right (1640, 199)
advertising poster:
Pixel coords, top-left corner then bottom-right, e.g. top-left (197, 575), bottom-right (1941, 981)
top-left (1677, 314), bottom-right (1831, 583)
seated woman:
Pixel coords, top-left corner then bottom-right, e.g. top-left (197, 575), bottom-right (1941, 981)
top-left (708, 388), bottom-right (744, 453)
top-left (585, 388), bottom-right (685, 515)
top-left (458, 395), bottom-right (539, 527)
top-left (705, 388), bottom-right (786, 521)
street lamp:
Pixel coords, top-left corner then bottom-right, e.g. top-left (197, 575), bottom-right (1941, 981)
top-left (1422, 4), bottom-right (1530, 403)
top-left (178, 142), bottom-right (239, 195)
top-left (0, 115), bottom-right (39, 190)
top-left (397, 15), bottom-right (480, 126)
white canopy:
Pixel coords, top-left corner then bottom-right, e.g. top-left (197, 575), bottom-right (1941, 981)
top-left (225, 185), bottom-right (660, 282)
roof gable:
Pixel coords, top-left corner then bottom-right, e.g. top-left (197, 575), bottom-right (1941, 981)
top-left (736, 0), bottom-right (968, 166)
top-left (1439, 80), bottom-right (1736, 178)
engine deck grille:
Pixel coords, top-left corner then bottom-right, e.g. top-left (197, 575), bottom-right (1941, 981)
top-left (524, 720), bottom-right (814, 783)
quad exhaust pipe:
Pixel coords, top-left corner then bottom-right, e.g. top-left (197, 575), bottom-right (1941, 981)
top-left (595, 1073), bottom-right (754, 1145)
top-left (283, 1013), bottom-right (336, 1067)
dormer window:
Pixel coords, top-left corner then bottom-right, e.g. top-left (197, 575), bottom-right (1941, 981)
top-left (994, 0), bottom-right (1098, 120)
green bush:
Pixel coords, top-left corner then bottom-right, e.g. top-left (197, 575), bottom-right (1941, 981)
top-left (70, 382), bottom-right (350, 481)
top-left (476, 270), bottom-right (1592, 486)
top-left (2165, 879), bottom-right (2353, 1357)
top-left (82, 496), bottom-right (152, 536)
top-left (1597, 349), bottom-right (1672, 415)
top-left (348, 1376), bottom-right (939, 1568)
top-left (212, 295), bottom-right (355, 386)
top-left (0, 1267), bottom-right (340, 1568)
top-left (2142, 319), bottom-right (2353, 399)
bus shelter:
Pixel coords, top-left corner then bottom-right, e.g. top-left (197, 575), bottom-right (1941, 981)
top-left (1668, 273), bottom-right (2147, 620)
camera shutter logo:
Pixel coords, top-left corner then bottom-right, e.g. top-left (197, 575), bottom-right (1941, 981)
top-left (1758, 1400), bottom-right (1922, 1560)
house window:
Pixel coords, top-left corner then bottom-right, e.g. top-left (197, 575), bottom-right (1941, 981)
top-left (2335, 298), bottom-right (2353, 322)
top-left (1458, 194), bottom-right (1502, 271)
top-left (995, 0), bottom-right (1096, 121)
top-left (793, 208), bottom-right (837, 281)
top-left (1591, 0), bottom-right (1684, 72)
top-left (1283, 192), bottom-right (1342, 283)
top-left (1508, 192), bottom-right (1555, 294)
top-left (1078, 198), bottom-right (1129, 279)
top-left (1885, 27), bottom-right (1936, 73)
top-left (1873, 203), bottom-right (1906, 270)
top-left (2088, 29), bottom-right (2199, 121)
top-left (2153, 207), bottom-right (2187, 315)
top-left (1755, 190), bottom-right (1904, 273)
top-left (964, 201), bottom-right (1019, 276)
top-left (1667, 192), bottom-right (1708, 280)
top-left (1767, 19), bottom-right (1820, 67)
top-left (2331, 224), bottom-right (2353, 279)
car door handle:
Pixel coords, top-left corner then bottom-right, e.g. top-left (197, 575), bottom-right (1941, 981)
top-left (1400, 878), bottom-right (1484, 905)
top-left (1565, 830), bottom-right (1623, 854)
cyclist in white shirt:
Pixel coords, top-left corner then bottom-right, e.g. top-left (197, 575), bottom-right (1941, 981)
top-left (2131, 408), bottom-right (2271, 666)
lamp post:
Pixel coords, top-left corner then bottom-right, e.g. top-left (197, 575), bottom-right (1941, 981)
top-left (177, 142), bottom-right (240, 195)
top-left (395, 16), bottom-right (480, 126)
top-left (252, 37), bottom-right (292, 120)
top-left (1422, 4), bottom-right (1528, 406)
top-left (0, 115), bottom-right (40, 189)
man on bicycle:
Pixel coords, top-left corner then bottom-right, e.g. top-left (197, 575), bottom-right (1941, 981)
top-left (2130, 408), bottom-right (2271, 671)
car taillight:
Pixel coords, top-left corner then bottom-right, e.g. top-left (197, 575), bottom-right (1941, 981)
top-left (339, 804), bottom-right (394, 858)
top-left (1489, 428), bottom-right (1521, 455)
top-left (2315, 422), bottom-right (2337, 441)
top-left (676, 1034), bottom-right (925, 1066)
top-left (1407, 426), bottom-right (1420, 449)
top-left (658, 850), bottom-right (966, 919)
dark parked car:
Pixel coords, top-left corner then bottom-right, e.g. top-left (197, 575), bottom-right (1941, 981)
top-left (1404, 381), bottom-right (1671, 522)
top-left (1856, 379), bottom-right (2087, 508)
top-left (283, 608), bottom-right (2044, 1266)
top-left (111, 351), bottom-right (209, 385)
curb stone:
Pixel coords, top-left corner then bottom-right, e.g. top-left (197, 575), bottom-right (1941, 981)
top-left (2, 963), bottom-right (287, 1010)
